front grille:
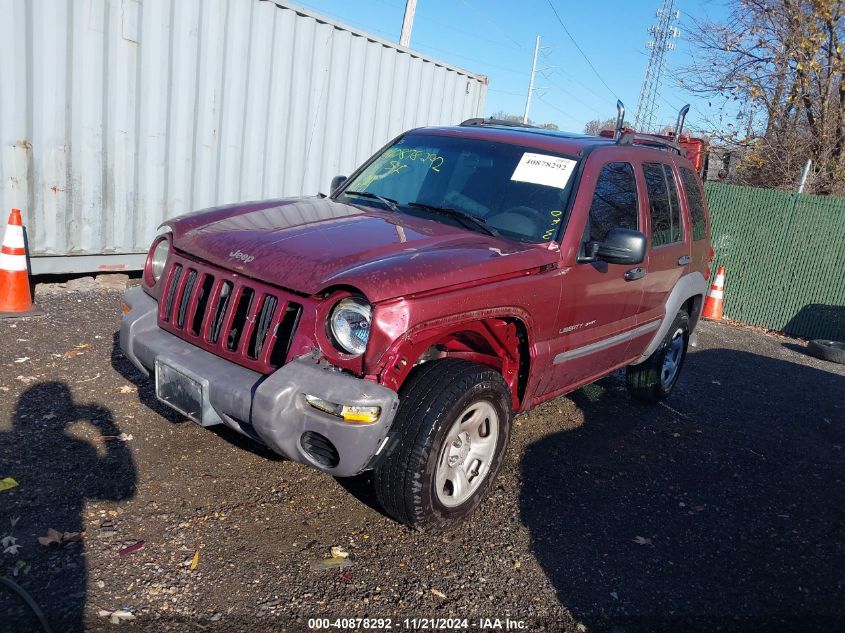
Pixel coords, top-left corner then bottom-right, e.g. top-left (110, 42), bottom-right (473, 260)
top-left (247, 295), bottom-right (277, 359)
top-left (208, 281), bottom-right (233, 344)
top-left (158, 255), bottom-right (303, 373)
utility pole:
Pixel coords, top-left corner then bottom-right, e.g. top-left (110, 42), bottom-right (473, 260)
top-left (796, 159), bottom-right (812, 193)
top-left (523, 35), bottom-right (541, 124)
top-left (400, 0), bottom-right (417, 47)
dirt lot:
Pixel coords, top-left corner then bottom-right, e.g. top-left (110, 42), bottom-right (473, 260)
top-left (1, 285), bottom-right (843, 632)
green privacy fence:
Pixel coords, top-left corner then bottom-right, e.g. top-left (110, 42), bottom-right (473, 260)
top-left (703, 182), bottom-right (845, 341)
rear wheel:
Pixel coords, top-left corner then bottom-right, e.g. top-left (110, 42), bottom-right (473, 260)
top-left (626, 310), bottom-right (690, 402)
top-left (373, 359), bottom-right (512, 531)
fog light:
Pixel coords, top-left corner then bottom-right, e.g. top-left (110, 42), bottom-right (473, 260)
top-left (304, 395), bottom-right (380, 424)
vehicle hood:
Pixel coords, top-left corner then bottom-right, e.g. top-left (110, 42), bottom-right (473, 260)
top-left (164, 197), bottom-right (558, 302)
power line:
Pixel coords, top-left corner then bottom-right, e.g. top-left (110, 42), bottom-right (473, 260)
top-left (547, 70), bottom-right (612, 114)
top-left (542, 75), bottom-right (605, 119)
top-left (535, 95), bottom-right (585, 127)
top-left (412, 0), bottom-right (526, 52)
top-left (488, 88), bottom-right (525, 97)
top-left (457, 0), bottom-right (531, 53)
top-left (415, 15), bottom-right (527, 51)
top-left (544, 0), bottom-right (620, 100)
top-left (411, 41), bottom-right (526, 75)
top-left (653, 78), bottom-right (708, 127)
top-left (286, 0), bottom-right (524, 60)
top-left (554, 66), bottom-right (611, 104)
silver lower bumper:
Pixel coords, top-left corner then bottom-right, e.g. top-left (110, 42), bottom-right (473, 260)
top-left (119, 286), bottom-right (398, 477)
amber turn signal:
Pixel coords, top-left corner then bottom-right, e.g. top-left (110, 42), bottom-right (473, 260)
top-left (304, 395), bottom-right (380, 424)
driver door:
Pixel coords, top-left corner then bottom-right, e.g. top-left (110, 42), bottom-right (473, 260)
top-left (543, 156), bottom-right (648, 393)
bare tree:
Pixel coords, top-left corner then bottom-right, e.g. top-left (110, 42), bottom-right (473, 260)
top-left (583, 118), bottom-right (618, 135)
top-left (681, 0), bottom-right (845, 194)
top-left (490, 111), bottom-right (559, 130)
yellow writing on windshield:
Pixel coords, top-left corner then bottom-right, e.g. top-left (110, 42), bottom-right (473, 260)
top-left (386, 148), bottom-right (445, 172)
top-left (542, 209), bottom-right (563, 241)
top-left (385, 161), bottom-right (407, 175)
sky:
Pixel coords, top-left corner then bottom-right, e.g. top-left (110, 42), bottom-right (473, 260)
top-left (287, 0), bottom-right (731, 135)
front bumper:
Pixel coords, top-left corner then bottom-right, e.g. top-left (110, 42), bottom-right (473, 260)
top-left (119, 286), bottom-right (399, 477)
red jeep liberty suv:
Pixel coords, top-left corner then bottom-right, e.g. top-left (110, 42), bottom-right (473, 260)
top-left (120, 106), bottom-right (712, 530)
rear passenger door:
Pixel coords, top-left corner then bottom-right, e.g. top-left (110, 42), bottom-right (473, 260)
top-left (638, 162), bottom-right (690, 324)
top-left (678, 166), bottom-right (711, 275)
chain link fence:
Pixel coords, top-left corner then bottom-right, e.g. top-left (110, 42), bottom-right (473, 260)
top-left (704, 182), bottom-right (845, 341)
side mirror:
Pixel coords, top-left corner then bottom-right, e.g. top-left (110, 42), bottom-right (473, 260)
top-left (330, 175), bottom-right (347, 194)
top-left (588, 228), bottom-right (646, 265)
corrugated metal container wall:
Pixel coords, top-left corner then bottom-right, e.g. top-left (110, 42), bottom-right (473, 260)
top-left (0, 0), bottom-right (488, 273)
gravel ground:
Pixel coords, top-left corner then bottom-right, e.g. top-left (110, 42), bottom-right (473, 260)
top-left (0, 286), bottom-right (843, 632)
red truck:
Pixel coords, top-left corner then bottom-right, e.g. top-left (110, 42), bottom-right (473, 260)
top-left (120, 111), bottom-right (712, 530)
top-left (599, 129), bottom-right (707, 174)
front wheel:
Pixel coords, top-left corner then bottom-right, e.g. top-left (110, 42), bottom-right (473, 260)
top-left (626, 310), bottom-right (690, 402)
top-left (373, 359), bottom-right (512, 531)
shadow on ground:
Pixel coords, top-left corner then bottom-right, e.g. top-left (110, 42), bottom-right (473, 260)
top-left (520, 349), bottom-right (845, 632)
top-left (784, 303), bottom-right (845, 341)
top-left (110, 332), bottom-right (185, 425)
top-left (0, 382), bottom-right (137, 632)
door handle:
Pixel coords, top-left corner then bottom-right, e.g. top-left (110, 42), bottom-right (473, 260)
top-left (677, 255), bottom-right (691, 266)
top-left (624, 267), bottom-right (646, 281)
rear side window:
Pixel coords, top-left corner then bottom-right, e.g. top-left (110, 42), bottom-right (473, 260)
top-left (680, 167), bottom-right (707, 240)
top-left (586, 162), bottom-right (638, 242)
top-left (643, 163), bottom-right (683, 247)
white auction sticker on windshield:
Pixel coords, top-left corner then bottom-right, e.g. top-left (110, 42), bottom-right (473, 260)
top-left (510, 153), bottom-right (577, 189)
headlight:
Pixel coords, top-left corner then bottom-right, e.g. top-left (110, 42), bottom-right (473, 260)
top-left (149, 238), bottom-right (170, 283)
top-left (329, 297), bottom-right (372, 356)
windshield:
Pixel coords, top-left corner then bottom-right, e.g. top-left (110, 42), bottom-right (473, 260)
top-left (337, 132), bottom-right (580, 243)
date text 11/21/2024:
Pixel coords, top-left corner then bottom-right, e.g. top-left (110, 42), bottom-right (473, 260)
top-left (307, 618), bottom-right (528, 630)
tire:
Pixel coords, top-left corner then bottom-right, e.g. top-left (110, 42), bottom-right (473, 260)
top-left (807, 339), bottom-right (845, 365)
top-left (373, 358), bottom-right (512, 531)
top-left (626, 310), bottom-right (690, 403)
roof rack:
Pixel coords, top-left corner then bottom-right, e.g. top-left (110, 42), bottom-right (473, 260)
top-left (459, 117), bottom-right (538, 129)
top-left (617, 132), bottom-right (683, 155)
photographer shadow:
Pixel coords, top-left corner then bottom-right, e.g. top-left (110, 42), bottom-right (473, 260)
top-left (0, 382), bottom-right (137, 632)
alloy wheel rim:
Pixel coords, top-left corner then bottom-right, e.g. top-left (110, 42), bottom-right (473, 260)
top-left (660, 327), bottom-right (685, 388)
top-left (434, 400), bottom-right (499, 508)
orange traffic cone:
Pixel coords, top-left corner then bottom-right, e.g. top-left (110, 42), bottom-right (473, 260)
top-left (0, 208), bottom-right (39, 318)
top-left (702, 265), bottom-right (726, 321)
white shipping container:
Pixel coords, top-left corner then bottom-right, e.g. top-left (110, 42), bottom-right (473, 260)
top-left (0, 0), bottom-right (488, 273)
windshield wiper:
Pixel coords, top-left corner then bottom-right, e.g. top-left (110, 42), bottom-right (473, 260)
top-left (407, 202), bottom-right (499, 237)
top-left (343, 190), bottom-right (399, 212)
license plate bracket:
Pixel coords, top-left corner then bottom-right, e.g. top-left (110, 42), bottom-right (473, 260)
top-left (155, 360), bottom-right (204, 423)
